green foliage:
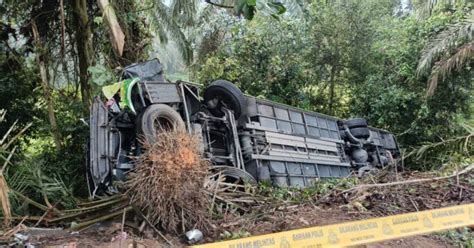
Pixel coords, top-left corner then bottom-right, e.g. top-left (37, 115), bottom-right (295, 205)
top-left (232, 0), bottom-right (287, 20)
top-left (438, 227), bottom-right (474, 247)
top-left (257, 178), bottom-right (359, 203)
top-left (88, 64), bottom-right (114, 86)
top-left (0, 54), bottom-right (39, 137)
top-left (94, 0), bottom-right (154, 67)
top-left (7, 94), bottom-right (89, 215)
top-left (6, 161), bottom-right (76, 215)
top-left (36, 91), bottom-right (89, 196)
top-left (414, 3), bottom-right (473, 97)
top-left (0, 0), bottom-right (472, 212)
top-left (197, 17), bottom-right (311, 108)
top-left (196, 0), bottom-right (399, 117)
top-left (405, 124), bottom-right (473, 170)
top-left (350, 7), bottom-right (472, 154)
top-left (0, 107), bottom-right (78, 216)
top-left (196, 0), bottom-right (473, 170)
top-left (219, 230), bottom-right (251, 240)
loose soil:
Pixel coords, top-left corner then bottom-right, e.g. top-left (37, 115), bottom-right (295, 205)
top-left (5, 169), bottom-right (473, 247)
top-left (33, 210), bottom-right (454, 248)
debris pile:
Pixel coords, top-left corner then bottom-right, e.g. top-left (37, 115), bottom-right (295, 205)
top-left (125, 129), bottom-right (211, 234)
top-left (321, 165), bottom-right (474, 215)
top-left (208, 164), bottom-right (474, 242)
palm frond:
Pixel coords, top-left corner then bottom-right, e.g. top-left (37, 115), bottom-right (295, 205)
top-left (5, 169), bottom-right (28, 196)
top-left (416, 17), bottom-right (473, 78)
top-left (196, 4), bottom-right (216, 26)
top-left (0, 110), bottom-right (5, 123)
top-left (33, 164), bottom-right (75, 207)
top-left (406, 124), bottom-right (473, 161)
top-left (281, 0), bottom-right (309, 18)
top-left (152, 1), bottom-right (193, 65)
top-left (170, 0), bottom-right (197, 26)
top-left (414, 0), bottom-right (461, 19)
top-left (155, 19), bottom-right (169, 44)
top-left (426, 40), bottom-right (473, 96)
top-left (0, 109), bottom-right (30, 218)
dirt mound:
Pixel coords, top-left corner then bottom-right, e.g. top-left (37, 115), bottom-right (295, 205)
top-left (124, 129), bottom-right (211, 234)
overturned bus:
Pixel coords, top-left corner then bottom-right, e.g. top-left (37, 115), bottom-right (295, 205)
top-left (88, 59), bottom-right (400, 194)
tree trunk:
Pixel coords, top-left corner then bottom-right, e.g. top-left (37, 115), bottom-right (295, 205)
top-left (73, 0), bottom-right (93, 110)
top-left (328, 64), bottom-right (337, 115)
top-left (59, 0), bottom-right (66, 57)
top-left (31, 21), bottom-right (62, 152)
top-left (97, 0), bottom-right (125, 57)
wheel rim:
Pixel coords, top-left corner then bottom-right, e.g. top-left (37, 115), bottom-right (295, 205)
top-left (210, 166), bottom-right (257, 185)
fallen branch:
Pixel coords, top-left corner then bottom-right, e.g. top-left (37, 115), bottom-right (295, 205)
top-left (1, 216), bottom-right (27, 238)
top-left (341, 164), bottom-right (474, 194)
top-left (48, 208), bottom-right (97, 223)
top-left (0, 146), bottom-right (16, 226)
top-left (0, 216), bottom-right (43, 221)
top-left (132, 205), bottom-right (173, 246)
top-left (69, 206), bottom-right (132, 231)
top-left (76, 194), bottom-right (125, 207)
top-left (204, 190), bottom-right (249, 212)
top-left (63, 196), bottom-right (126, 213)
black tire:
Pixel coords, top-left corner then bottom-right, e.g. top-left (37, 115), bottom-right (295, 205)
top-left (349, 127), bottom-right (370, 139)
top-left (203, 80), bottom-right (246, 119)
top-left (139, 104), bottom-right (185, 143)
top-left (345, 118), bottom-right (368, 128)
top-left (211, 166), bottom-right (257, 185)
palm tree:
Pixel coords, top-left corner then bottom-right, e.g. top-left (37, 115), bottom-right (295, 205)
top-left (414, 0), bottom-right (473, 96)
top-left (147, 0), bottom-right (291, 66)
top-left (143, 0), bottom-right (198, 65)
top-left (416, 10), bottom-right (473, 97)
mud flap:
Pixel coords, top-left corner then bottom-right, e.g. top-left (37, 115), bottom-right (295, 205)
top-left (89, 97), bottom-right (116, 193)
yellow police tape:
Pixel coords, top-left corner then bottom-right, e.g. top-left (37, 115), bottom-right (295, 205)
top-left (193, 203), bottom-right (474, 248)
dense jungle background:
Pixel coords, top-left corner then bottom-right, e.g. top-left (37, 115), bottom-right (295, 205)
top-left (0, 0), bottom-right (472, 234)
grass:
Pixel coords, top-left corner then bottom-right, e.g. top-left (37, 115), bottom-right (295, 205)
top-left (437, 227), bottom-right (474, 247)
top-left (257, 177), bottom-right (359, 204)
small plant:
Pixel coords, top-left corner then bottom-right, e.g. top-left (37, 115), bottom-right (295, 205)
top-left (438, 227), bottom-right (474, 247)
top-left (405, 124), bottom-right (473, 171)
top-left (257, 177), bottom-right (359, 204)
top-left (219, 230), bottom-right (251, 240)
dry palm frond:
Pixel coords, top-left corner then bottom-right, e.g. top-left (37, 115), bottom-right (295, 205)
top-left (0, 110), bottom-right (31, 227)
top-left (0, 146), bottom-right (16, 227)
top-left (0, 110), bottom-right (32, 151)
top-left (426, 40), bottom-right (473, 96)
top-left (204, 171), bottom-right (262, 214)
top-left (125, 129), bottom-right (210, 234)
